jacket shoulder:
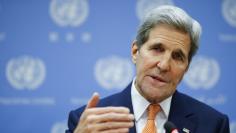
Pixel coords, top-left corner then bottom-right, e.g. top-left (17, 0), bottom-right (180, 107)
top-left (179, 92), bottom-right (227, 118)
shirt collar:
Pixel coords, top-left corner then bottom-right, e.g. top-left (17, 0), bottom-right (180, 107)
top-left (131, 78), bottom-right (172, 121)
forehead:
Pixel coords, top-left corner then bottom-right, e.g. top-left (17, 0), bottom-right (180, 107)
top-left (147, 24), bottom-right (191, 53)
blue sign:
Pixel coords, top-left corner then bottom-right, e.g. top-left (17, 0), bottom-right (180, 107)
top-left (0, 0), bottom-right (236, 132)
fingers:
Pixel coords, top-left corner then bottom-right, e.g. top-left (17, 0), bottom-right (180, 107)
top-left (87, 112), bottom-right (134, 123)
top-left (81, 107), bottom-right (133, 122)
top-left (87, 106), bottom-right (130, 115)
top-left (75, 92), bottom-right (135, 133)
top-left (83, 107), bottom-right (134, 132)
top-left (89, 122), bottom-right (134, 132)
top-left (100, 128), bottom-right (129, 133)
top-left (86, 92), bottom-right (100, 109)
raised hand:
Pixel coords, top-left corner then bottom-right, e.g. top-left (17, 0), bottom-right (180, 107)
top-left (74, 92), bottom-right (134, 133)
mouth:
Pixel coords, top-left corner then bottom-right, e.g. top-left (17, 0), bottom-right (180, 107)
top-left (150, 75), bottom-right (167, 83)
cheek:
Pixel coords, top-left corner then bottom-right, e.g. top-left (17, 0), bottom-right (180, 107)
top-left (136, 61), bottom-right (146, 78)
top-left (171, 67), bottom-right (186, 83)
top-left (136, 57), bottom-right (155, 75)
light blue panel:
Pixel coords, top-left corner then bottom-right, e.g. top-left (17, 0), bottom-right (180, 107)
top-left (0, 0), bottom-right (235, 132)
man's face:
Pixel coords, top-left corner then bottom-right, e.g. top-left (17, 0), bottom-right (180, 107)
top-left (131, 24), bottom-right (191, 103)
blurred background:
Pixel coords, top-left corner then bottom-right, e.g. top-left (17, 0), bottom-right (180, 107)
top-left (0, 0), bottom-right (236, 132)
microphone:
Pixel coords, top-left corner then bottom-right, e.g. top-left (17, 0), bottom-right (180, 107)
top-left (164, 121), bottom-right (179, 133)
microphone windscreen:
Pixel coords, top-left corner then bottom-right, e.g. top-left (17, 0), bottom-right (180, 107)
top-left (164, 121), bottom-right (177, 133)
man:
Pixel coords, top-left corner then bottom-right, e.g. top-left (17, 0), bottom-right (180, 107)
top-left (66, 5), bottom-right (229, 133)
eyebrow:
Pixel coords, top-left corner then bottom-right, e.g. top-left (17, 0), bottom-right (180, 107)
top-left (150, 42), bottom-right (162, 48)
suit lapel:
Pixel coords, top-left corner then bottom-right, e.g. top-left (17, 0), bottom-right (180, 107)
top-left (116, 83), bottom-right (136, 133)
top-left (168, 91), bottom-right (197, 133)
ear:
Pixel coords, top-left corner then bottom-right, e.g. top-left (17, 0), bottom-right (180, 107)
top-left (131, 40), bottom-right (139, 64)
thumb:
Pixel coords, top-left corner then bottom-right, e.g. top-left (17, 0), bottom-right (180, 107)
top-left (86, 92), bottom-right (100, 109)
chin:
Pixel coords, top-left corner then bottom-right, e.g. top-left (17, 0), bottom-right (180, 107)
top-left (146, 89), bottom-right (173, 103)
top-left (145, 93), bottom-right (164, 103)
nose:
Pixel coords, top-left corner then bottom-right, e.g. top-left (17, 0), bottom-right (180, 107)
top-left (157, 55), bottom-right (171, 72)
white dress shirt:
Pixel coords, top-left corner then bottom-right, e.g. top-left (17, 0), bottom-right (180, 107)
top-left (131, 79), bottom-right (172, 133)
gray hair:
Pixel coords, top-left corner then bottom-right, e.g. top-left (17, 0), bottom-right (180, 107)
top-left (136, 5), bottom-right (202, 63)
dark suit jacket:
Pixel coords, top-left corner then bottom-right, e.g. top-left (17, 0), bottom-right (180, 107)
top-left (66, 83), bottom-right (229, 133)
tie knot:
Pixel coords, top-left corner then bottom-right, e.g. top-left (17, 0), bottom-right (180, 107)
top-left (147, 104), bottom-right (161, 120)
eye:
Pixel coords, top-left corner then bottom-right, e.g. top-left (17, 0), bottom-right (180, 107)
top-left (172, 52), bottom-right (184, 61)
top-left (152, 45), bottom-right (164, 52)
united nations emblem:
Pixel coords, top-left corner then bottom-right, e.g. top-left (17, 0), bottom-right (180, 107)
top-left (222, 0), bottom-right (236, 27)
top-left (6, 56), bottom-right (46, 90)
top-left (50, 0), bottom-right (89, 27)
top-left (183, 56), bottom-right (220, 90)
top-left (94, 56), bottom-right (134, 90)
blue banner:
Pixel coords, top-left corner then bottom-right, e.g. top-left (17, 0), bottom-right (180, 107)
top-left (0, 0), bottom-right (236, 132)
